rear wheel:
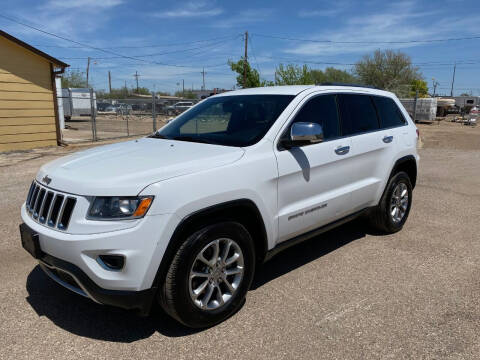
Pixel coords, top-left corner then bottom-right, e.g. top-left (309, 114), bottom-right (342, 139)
top-left (368, 171), bottom-right (412, 234)
top-left (160, 222), bottom-right (255, 328)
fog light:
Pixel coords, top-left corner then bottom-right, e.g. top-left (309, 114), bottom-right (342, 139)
top-left (97, 255), bottom-right (125, 271)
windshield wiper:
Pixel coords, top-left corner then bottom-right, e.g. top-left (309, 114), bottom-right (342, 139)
top-left (172, 135), bottom-right (212, 144)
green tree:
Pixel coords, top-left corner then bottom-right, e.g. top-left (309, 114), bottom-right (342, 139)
top-left (61, 69), bottom-right (87, 88)
top-left (323, 67), bottom-right (359, 84)
top-left (410, 79), bottom-right (429, 98)
top-left (354, 49), bottom-right (423, 97)
top-left (273, 65), bottom-right (358, 85)
top-left (135, 87), bottom-right (151, 95)
top-left (274, 64), bottom-right (313, 85)
top-left (228, 57), bottom-right (272, 88)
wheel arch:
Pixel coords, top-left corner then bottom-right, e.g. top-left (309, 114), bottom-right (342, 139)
top-left (151, 199), bottom-right (268, 291)
top-left (390, 155), bottom-right (417, 189)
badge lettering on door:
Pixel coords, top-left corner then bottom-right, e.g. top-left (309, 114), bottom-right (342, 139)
top-left (288, 203), bottom-right (327, 221)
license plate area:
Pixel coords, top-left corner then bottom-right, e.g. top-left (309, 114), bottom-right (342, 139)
top-left (20, 223), bottom-right (43, 259)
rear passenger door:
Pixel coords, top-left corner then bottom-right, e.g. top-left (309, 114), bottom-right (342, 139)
top-left (337, 94), bottom-right (397, 211)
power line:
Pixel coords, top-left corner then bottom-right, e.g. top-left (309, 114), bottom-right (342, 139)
top-left (58, 36), bottom-right (241, 60)
top-left (252, 32), bottom-right (480, 44)
top-left (30, 34), bottom-right (242, 49)
top-left (0, 14), bottom-right (230, 69)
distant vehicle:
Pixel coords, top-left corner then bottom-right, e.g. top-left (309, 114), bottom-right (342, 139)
top-left (103, 105), bottom-right (117, 113)
top-left (166, 101), bottom-right (194, 115)
top-left (116, 103), bottom-right (132, 115)
top-left (97, 102), bottom-right (111, 112)
top-left (61, 88), bottom-right (96, 120)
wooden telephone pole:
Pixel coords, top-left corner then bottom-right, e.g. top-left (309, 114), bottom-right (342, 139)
top-left (108, 71), bottom-right (112, 93)
top-left (243, 31), bottom-right (248, 88)
top-left (133, 71), bottom-right (140, 93)
top-left (450, 63), bottom-right (456, 97)
top-left (200, 68), bottom-right (206, 90)
top-left (86, 57), bottom-right (91, 88)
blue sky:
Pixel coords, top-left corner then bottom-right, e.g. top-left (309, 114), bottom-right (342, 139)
top-left (1, 0), bottom-right (479, 95)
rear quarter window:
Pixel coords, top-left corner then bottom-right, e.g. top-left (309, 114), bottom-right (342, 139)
top-left (338, 94), bottom-right (379, 136)
top-left (372, 96), bottom-right (406, 129)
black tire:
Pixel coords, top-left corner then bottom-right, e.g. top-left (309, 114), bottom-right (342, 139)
top-left (160, 221), bottom-right (255, 328)
top-left (368, 171), bottom-right (413, 234)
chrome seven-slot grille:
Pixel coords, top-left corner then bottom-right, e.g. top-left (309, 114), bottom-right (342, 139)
top-left (25, 181), bottom-right (77, 231)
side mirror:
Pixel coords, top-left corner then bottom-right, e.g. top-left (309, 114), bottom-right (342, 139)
top-left (281, 122), bottom-right (324, 149)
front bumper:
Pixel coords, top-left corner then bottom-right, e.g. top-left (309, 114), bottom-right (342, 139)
top-left (21, 203), bottom-right (175, 292)
top-left (37, 252), bottom-right (156, 315)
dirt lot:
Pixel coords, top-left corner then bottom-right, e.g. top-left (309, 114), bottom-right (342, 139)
top-left (0, 120), bottom-right (479, 359)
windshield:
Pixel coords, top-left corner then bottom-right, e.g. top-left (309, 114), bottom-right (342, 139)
top-left (155, 95), bottom-right (294, 147)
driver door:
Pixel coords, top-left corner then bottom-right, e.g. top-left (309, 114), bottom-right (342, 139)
top-left (274, 94), bottom-right (354, 243)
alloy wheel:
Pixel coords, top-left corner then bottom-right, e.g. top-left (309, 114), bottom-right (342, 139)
top-left (189, 238), bottom-right (244, 310)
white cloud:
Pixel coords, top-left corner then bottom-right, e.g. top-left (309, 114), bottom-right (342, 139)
top-left (285, 1), bottom-right (480, 56)
top-left (44, 0), bottom-right (123, 9)
top-left (211, 8), bottom-right (274, 28)
top-left (153, 1), bottom-right (223, 18)
top-left (6, 0), bottom-right (124, 40)
top-left (298, 1), bottom-right (351, 18)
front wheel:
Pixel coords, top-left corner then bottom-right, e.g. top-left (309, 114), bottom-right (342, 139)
top-left (160, 222), bottom-right (255, 328)
top-left (368, 171), bottom-right (413, 234)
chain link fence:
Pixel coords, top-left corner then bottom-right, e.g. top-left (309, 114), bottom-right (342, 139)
top-left (60, 90), bottom-right (196, 143)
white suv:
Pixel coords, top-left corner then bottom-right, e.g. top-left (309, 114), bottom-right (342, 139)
top-left (20, 85), bottom-right (419, 328)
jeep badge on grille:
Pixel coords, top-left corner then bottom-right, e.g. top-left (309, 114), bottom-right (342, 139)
top-left (42, 175), bottom-right (52, 185)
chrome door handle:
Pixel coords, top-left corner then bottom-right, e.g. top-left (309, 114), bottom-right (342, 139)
top-left (335, 146), bottom-right (350, 155)
top-left (383, 136), bottom-right (393, 143)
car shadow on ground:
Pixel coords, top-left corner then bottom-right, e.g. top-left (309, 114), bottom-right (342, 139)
top-left (251, 218), bottom-right (369, 290)
top-left (25, 218), bottom-right (371, 342)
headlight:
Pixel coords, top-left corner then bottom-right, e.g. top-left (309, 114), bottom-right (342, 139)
top-left (87, 196), bottom-right (153, 220)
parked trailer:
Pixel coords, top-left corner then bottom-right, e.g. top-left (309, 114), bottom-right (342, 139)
top-left (400, 98), bottom-right (437, 122)
top-left (61, 88), bottom-right (96, 120)
top-left (453, 96), bottom-right (479, 112)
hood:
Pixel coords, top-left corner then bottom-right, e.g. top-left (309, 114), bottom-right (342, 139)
top-left (36, 138), bottom-right (245, 196)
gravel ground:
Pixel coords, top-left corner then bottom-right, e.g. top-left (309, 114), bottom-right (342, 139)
top-left (0, 121), bottom-right (479, 359)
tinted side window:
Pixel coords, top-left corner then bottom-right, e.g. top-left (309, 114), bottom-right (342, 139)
top-left (291, 95), bottom-right (340, 140)
top-left (338, 94), bottom-right (379, 136)
top-left (372, 96), bottom-right (406, 128)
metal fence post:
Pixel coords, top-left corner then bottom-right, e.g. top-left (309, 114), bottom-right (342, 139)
top-left (152, 92), bottom-right (157, 132)
top-left (412, 90), bottom-right (418, 123)
top-left (89, 88), bottom-right (97, 141)
top-left (126, 110), bottom-right (130, 137)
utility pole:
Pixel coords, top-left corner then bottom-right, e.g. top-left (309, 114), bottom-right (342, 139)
top-left (108, 71), bottom-right (112, 93)
top-left (243, 31), bottom-right (248, 88)
top-left (86, 57), bottom-right (91, 88)
top-left (133, 71), bottom-right (140, 93)
top-left (201, 68), bottom-right (206, 90)
top-left (450, 63), bottom-right (456, 97)
top-left (432, 78), bottom-right (439, 97)
top-left (182, 79), bottom-right (185, 97)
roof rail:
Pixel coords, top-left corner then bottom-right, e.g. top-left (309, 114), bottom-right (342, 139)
top-left (317, 82), bottom-right (379, 89)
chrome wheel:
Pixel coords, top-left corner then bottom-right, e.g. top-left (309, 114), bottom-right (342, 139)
top-left (390, 182), bottom-right (409, 223)
top-left (189, 238), bottom-right (244, 311)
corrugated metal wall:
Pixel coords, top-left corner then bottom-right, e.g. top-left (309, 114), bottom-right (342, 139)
top-left (0, 36), bottom-right (57, 152)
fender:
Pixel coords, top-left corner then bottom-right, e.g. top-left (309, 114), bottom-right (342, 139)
top-left (150, 199), bottom-right (268, 292)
